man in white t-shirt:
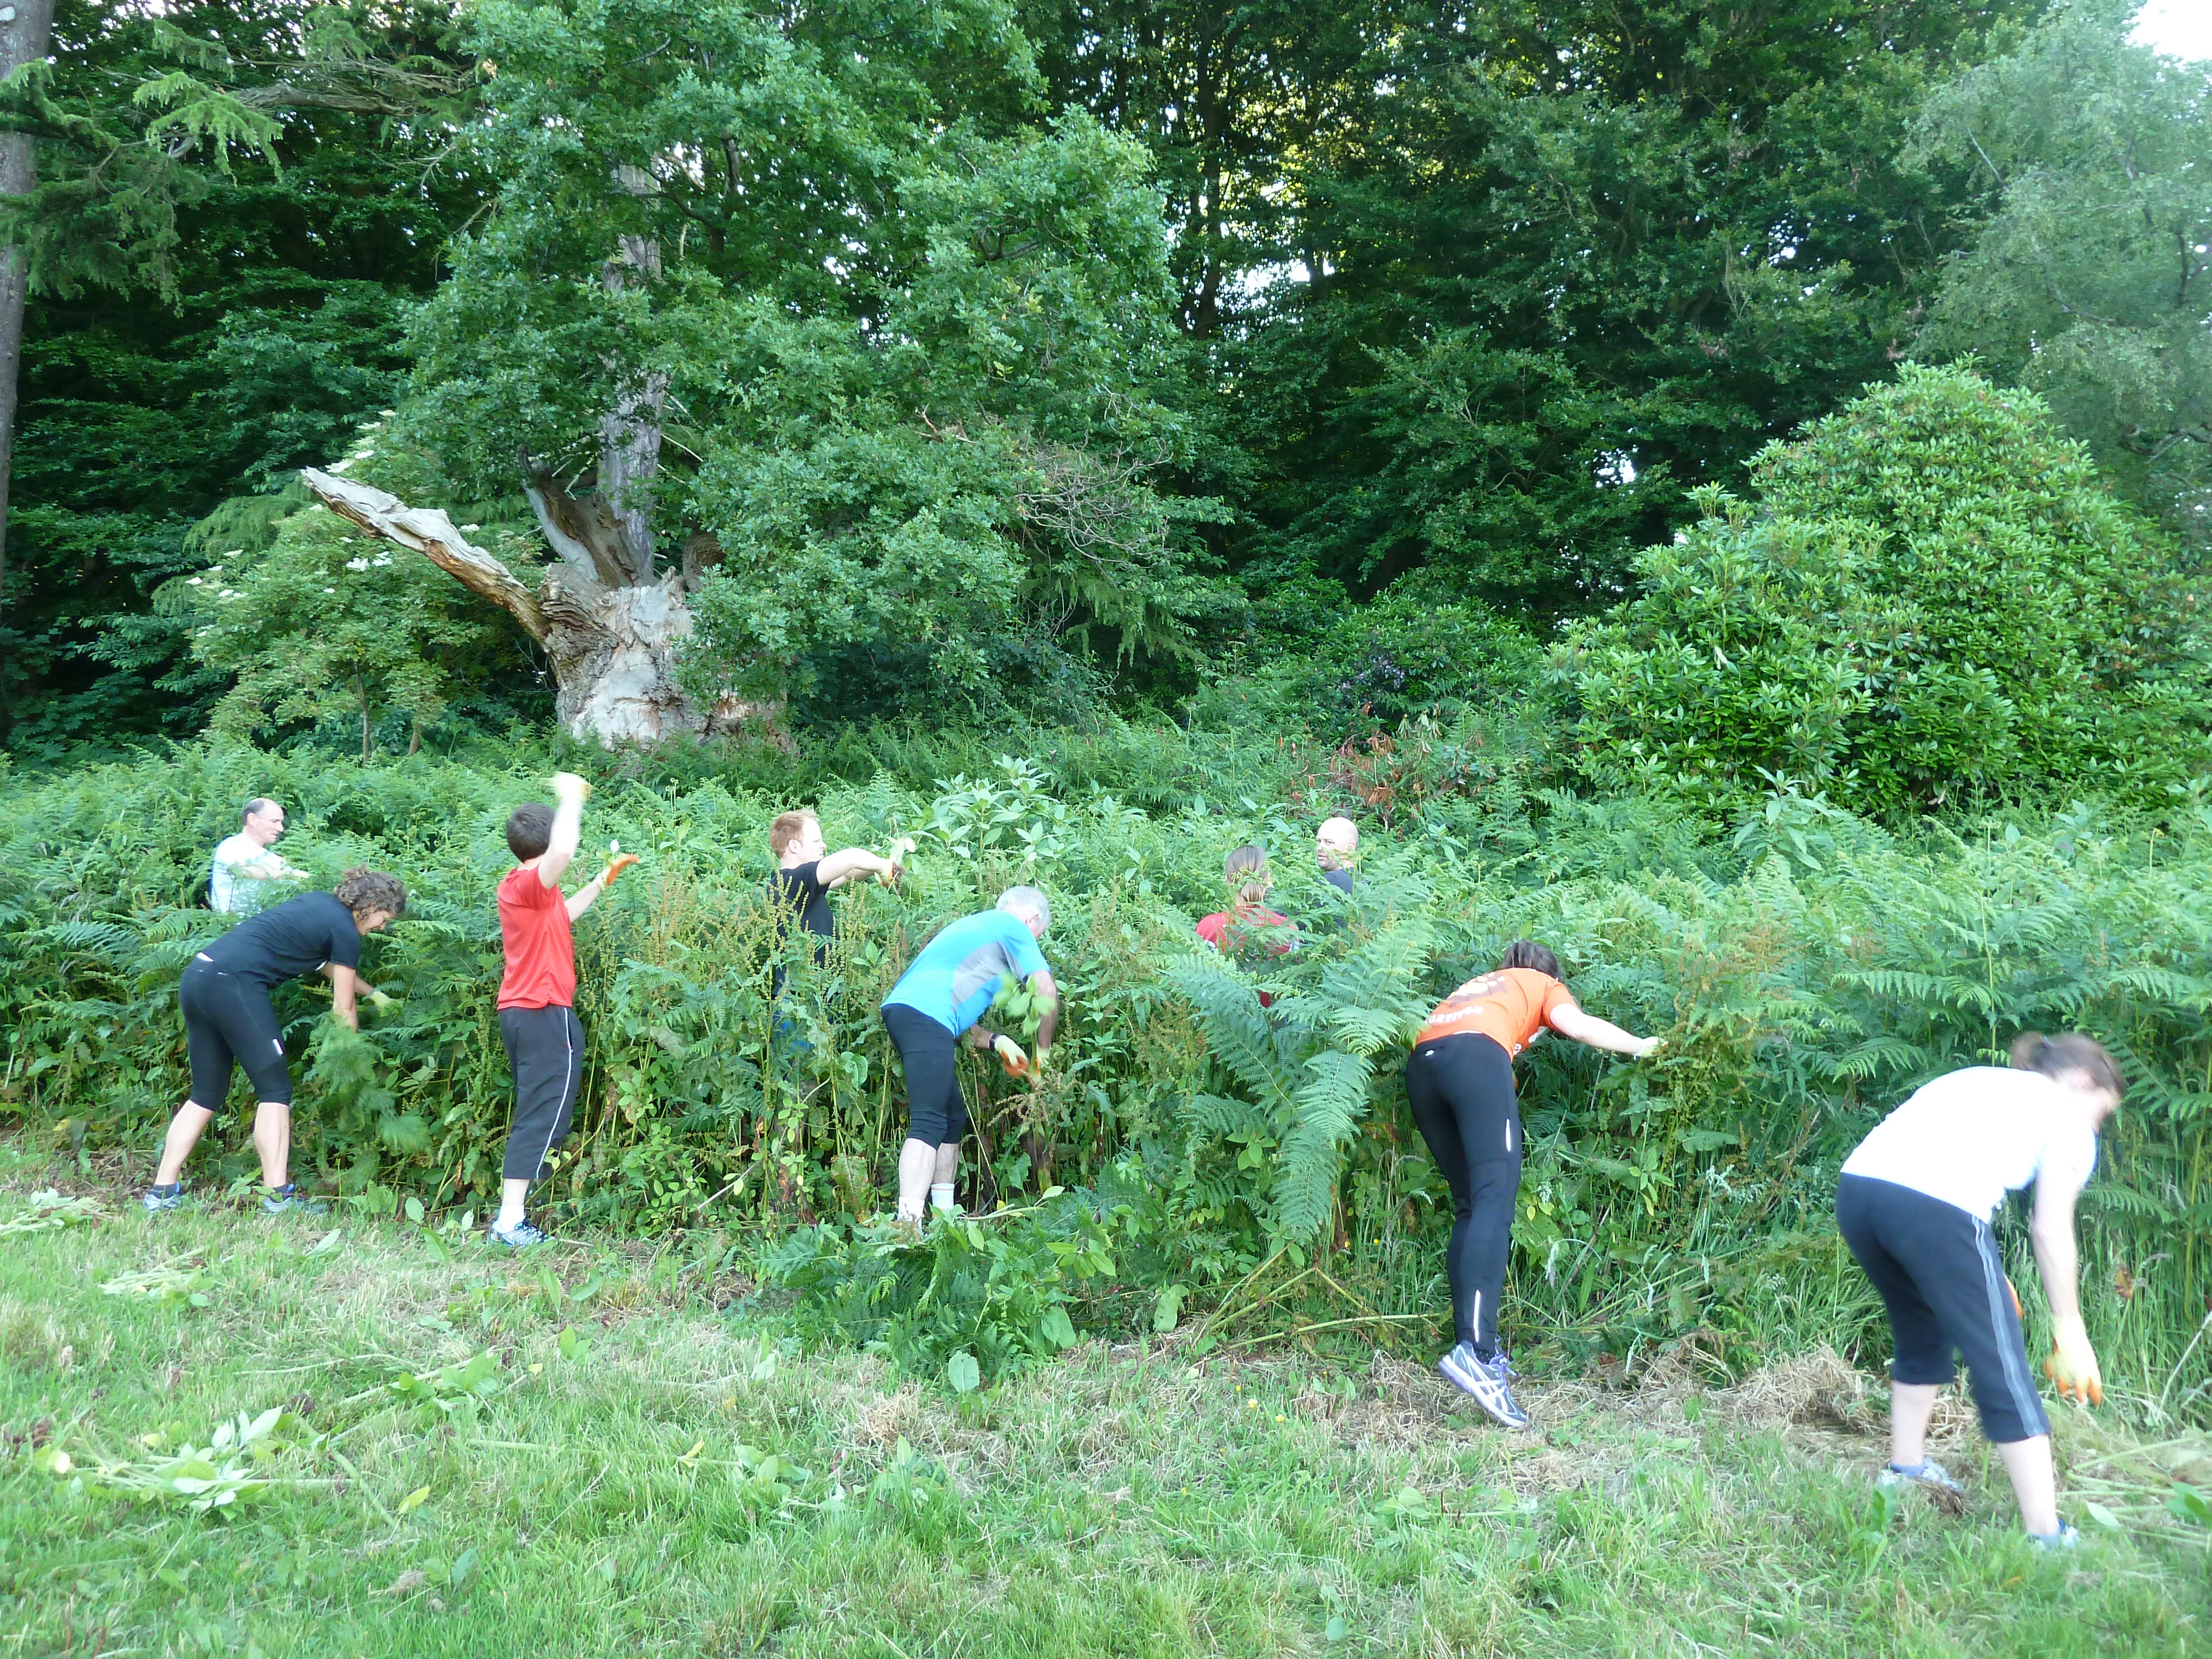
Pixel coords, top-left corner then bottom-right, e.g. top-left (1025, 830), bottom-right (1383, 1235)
top-left (1835, 1032), bottom-right (2122, 1549)
top-left (210, 799), bottom-right (307, 915)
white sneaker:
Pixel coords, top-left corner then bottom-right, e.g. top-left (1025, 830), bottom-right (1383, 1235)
top-left (1439, 1342), bottom-right (1530, 1429)
top-left (1877, 1458), bottom-right (1964, 1496)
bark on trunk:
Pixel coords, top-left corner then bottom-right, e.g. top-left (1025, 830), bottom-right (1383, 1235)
top-left (301, 468), bottom-right (764, 747)
top-left (0, 0), bottom-right (59, 614)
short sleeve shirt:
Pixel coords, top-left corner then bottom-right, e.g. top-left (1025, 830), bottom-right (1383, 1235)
top-left (498, 864), bottom-right (576, 1010)
top-left (210, 833), bottom-right (283, 915)
top-left (766, 862), bottom-right (833, 992)
top-left (881, 910), bottom-right (1050, 1035)
top-left (1841, 1067), bottom-right (2099, 1220)
top-left (1416, 967), bottom-right (1578, 1055)
top-left (1195, 906), bottom-right (1296, 959)
top-left (199, 891), bottom-right (362, 989)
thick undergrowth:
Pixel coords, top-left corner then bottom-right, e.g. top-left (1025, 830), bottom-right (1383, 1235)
top-left (3, 727), bottom-right (2209, 1417)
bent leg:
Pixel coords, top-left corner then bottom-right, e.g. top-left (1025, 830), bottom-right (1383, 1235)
top-left (154, 1103), bottom-right (217, 1187)
top-left (885, 1008), bottom-right (962, 1222)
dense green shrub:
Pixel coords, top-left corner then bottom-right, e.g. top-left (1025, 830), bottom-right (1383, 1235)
top-left (4, 738), bottom-right (2211, 1412)
top-left (1563, 366), bottom-right (2210, 813)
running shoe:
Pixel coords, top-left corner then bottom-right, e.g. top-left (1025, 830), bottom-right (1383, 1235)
top-left (1877, 1458), bottom-right (1965, 1497)
top-left (1438, 1341), bottom-right (1530, 1429)
top-left (260, 1183), bottom-right (328, 1216)
top-left (489, 1218), bottom-right (549, 1249)
top-left (2028, 1520), bottom-right (2081, 1552)
top-left (143, 1183), bottom-right (186, 1213)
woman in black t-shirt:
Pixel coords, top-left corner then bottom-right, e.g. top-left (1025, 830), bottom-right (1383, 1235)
top-left (144, 867), bottom-right (406, 1215)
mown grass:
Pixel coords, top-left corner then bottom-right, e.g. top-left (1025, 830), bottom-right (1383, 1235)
top-left (3, 1163), bottom-right (2208, 1658)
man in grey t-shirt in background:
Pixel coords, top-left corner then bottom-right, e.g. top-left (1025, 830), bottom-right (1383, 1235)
top-left (210, 798), bottom-right (307, 914)
top-left (1316, 816), bottom-right (1359, 894)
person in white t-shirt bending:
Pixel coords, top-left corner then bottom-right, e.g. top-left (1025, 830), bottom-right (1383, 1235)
top-left (1837, 1031), bottom-right (2122, 1550)
top-left (210, 799), bottom-right (307, 915)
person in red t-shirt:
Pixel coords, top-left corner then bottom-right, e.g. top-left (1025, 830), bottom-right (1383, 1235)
top-left (1194, 846), bottom-right (1296, 1003)
top-left (1410, 940), bottom-right (1660, 1429)
top-left (491, 771), bottom-right (637, 1248)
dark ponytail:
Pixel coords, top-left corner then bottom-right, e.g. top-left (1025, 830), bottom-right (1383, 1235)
top-left (2008, 1030), bottom-right (2122, 1096)
top-left (1498, 939), bottom-right (1563, 981)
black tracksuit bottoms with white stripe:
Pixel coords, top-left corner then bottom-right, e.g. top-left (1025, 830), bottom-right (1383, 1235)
top-left (1405, 1032), bottom-right (1521, 1359)
top-left (1835, 1173), bottom-right (2051, 1444)
top-left (499, 1004), bottom-right (583, 1183)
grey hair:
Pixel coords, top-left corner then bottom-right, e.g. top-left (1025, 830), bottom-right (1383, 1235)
top-left (243, 797), bottom-right (281, 825)
top-left (997, 885), bottom-right (1051, 931)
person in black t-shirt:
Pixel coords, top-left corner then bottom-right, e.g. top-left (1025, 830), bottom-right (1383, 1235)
top-left (144, 867), bottom-right (406, 1215)
top-left (764, 810), bottom-right (902, 992)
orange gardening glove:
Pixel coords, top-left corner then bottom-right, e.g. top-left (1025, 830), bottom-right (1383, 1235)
top-left (2045, 1314), bottom-right (2104, 1406)
top-left (599, 853), bottom-right (639, 887)
top-left (991, 1034), bottom-right (1030, 1079)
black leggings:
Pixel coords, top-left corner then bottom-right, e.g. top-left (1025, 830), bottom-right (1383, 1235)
top-left (1405, 1033), bottom-right (1521, 1356)
top-left (883, 1005), bottom-right (968, 1146)
top-left (1837, 1173), bottom-right (2051, 1444)
top-left (180, 956), bottom-right (291, 1113)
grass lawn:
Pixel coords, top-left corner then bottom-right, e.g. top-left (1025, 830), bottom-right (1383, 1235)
top-left (3, 1168), bottom-right (2208, 1657)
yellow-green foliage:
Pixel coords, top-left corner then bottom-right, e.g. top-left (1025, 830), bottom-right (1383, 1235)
top-left (4, 737), bottom-right (2210, 1409)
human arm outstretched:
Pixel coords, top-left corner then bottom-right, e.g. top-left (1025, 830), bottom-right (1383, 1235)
top-left (816, 846), bottom-right (900, 889)
top-left (1547, 1004), bottom-right (1660, 1059)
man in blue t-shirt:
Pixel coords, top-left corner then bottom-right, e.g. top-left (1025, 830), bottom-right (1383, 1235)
top-left (880, 885), bottom-right (1058, 1222)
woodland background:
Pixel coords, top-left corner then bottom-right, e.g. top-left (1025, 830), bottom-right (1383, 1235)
top-left (1, 0), bottom-right (2210, 1410)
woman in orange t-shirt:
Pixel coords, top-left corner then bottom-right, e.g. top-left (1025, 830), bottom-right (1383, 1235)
top-left (1410, 939), bottom-right (1660, 1428)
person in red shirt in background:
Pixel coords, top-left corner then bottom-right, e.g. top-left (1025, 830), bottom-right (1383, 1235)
top-left (1195, 846), bottom-right (1296, 1004)
top-left (1410, 940), bottom-right (1661, 1428)
top-left (492, 771), bottom-right (638, 1249)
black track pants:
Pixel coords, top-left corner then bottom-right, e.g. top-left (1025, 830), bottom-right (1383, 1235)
top-left (1405, 1032), bottom-right (1521, 1357)
top-left (499, 1005), bottom-right (583, 1183)
top-left (883, 1004), bottom-right (968, 1146)
top-left (1836, 1173), bottom-right (2051, 1444)
top-left (180, 956), bottom-right (291, 1113)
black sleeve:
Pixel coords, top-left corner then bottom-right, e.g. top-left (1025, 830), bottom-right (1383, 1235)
top-left (792, 860), bottom-right (827, 901)
top-left (324, 907), bottom-right (363, 971)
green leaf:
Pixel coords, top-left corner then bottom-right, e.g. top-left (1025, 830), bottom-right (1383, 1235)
top-left (1152, 1283), bottom-right (1186, 1334)
top-left (1039, 1306), bottom-right (1078, 1350)
top-left (946, 1352), bottom-right (981, 1394)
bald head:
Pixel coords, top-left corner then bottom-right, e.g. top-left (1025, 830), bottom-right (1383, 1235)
top-left (1316, 816), bottom-right (1358, 872)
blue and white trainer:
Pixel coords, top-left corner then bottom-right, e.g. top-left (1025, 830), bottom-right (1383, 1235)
top-left (143, 1182), bottom-right (186, 1213)
top-left (1877, 1458), bottom-right (1965, 1497)
top-left (260, 1183), bottom-right (328, 1217)
top-left (489, 1218), bottom-right (549, 1249)
top-left (1439, 1341), bottom-right (1530, 1429)
top-left (2029, 1520), bottom-right (2081, 1552)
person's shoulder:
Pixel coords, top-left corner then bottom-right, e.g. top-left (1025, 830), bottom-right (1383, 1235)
top-left (497, 863), bottom-right (545, 903)
top-left (212, 833), bottom-right (254, 862)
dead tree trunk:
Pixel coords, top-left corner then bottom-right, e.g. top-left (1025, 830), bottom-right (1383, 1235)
top-left (300, 468), bottom-right (760, 747)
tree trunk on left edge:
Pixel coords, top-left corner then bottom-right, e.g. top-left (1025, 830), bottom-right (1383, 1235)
top-left (0, 0), bottom-right (59, 616)
top-left (301, 469), bottom-right (768, 747)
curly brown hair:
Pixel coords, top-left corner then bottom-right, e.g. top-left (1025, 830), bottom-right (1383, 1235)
top-left (333, 867), bottom-right (408, 924)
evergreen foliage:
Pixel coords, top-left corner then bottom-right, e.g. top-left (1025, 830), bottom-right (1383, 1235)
top-left (1563, 366), bottom-right (2209, 812)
